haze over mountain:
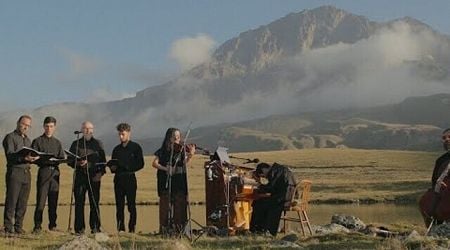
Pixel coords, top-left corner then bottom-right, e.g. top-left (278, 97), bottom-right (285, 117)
top-left (1, 6), bottom-right (449, 153)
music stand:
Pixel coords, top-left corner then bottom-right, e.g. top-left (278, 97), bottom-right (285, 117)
top-left (214, 147), bottom-right (233, 236)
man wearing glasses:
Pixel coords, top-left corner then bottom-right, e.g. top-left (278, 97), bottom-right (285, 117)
top-left (68, 121), bottom-right (106, 234)
top-left (2, 115), bottom-right (39, 234)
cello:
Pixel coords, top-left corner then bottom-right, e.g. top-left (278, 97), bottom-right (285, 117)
top-left (419, 161), bottom-right (450, 229)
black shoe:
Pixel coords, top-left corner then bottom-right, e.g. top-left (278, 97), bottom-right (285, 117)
top-left (91, 228), bottom-right (101, 234)
top-left (75, 230), bottom-right (85, 235)
top-left (15, 228), bottom-right (26, 234)
top-left (32, 227), bottom-right (42, 234)
top-left (129, 229), bottom-right (135, 233)
top-left (3, 228), bottom-right (14, 234)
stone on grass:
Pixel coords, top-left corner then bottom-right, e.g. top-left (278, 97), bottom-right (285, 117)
top-left (58, 235), bottom-right (108, 250)
top-left (94, 232), bottom-right (110, 243)
top-left (428, 223), bottom-right (450, 237)
top-left (314, 223), bottom-right (350, 235)
top-left (331, 214), bottom-right (366, 231)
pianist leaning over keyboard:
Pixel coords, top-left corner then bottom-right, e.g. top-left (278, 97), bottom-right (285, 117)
top-left (250, 162), bottom-right (296, 236)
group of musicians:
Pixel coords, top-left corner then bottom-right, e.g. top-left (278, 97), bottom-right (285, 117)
top-left (1, 114), bottom-right (294, 236)
top-left (3, 114), bottom-right (450, 236)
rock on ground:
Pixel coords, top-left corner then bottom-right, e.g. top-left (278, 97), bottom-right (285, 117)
top-left (428, 223), bottom-right (450, 237)
top-left (331, 214), bottom-right (366, 231)
top-left (313, 223), bottom-right (350, 235)
top-left (58, 235), bottom-right (108, 250)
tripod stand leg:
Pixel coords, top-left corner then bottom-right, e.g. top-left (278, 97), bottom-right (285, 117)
top-left (67, 183), bottom-right (74, 232)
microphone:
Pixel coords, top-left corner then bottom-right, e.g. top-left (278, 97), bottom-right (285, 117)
top-left (244, 158), bottom-right (259, 164)
top-left (74, 131), bottom-right (82, 134)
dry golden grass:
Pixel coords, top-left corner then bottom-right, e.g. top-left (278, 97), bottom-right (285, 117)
top-left (0, 148), bottom-right (439, 205)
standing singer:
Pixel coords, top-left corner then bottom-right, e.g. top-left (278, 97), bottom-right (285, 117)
top-left (110, 123), bottom-right (144, 233)
top-left (68, 121), bottom-right (106, 234)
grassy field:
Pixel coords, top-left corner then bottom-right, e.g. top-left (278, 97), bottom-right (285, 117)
top-left (1, 225), bottom-right (448, 250)
top-left (0, 148), bottom-right (439, 205)
top-left (0, 148), bottom-right (445, 249)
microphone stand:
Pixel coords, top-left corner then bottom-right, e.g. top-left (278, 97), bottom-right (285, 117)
top-left (83, 135), bottom-right (103, 233)
top-left (164, 142), bottom-right (175, 236)
top-left (67, 132), bottom-right (80, 232)
top-left (168, 125), bottom-right (205, 242)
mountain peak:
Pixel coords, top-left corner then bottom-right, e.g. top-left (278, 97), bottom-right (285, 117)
top-left (192, 5), bottom-right (376, 79)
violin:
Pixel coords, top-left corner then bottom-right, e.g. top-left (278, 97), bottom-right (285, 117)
top-left (172, 142), bottom-right (193, 153)
top-left (172, 142), bottom-right (210, 155)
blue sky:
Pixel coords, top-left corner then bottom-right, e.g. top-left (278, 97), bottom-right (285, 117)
top-left (1, 0), bottom-right (449, 111)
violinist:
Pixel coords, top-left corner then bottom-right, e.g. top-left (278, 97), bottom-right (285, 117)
top-left (421, 128), bottom-right (450, 226)
top-left (152, 128), bottom-right (195, 234)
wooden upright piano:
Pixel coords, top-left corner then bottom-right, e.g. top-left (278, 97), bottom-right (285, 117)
top-left (204, 160), bottom-right (268, 233)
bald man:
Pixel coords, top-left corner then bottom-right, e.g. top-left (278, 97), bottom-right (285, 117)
top-left (68, 121), bottom-right (106, 234)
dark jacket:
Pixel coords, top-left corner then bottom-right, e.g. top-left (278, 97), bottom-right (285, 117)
top-left (31, 134), bottom-right (65, 167)
top-left (154, 147), bottom-right (187, 196)
top-left (258, 163), bottom-right (296, 206)
top-left (68, 137), bottom-right (106, 177)
top-left (2, 130), bottom-right (32, 169)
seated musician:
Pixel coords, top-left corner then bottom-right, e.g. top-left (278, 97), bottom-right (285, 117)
top-left (423, 128), bottom-right (450, 226)
top-left (250, 162), bottom-right (296, 236)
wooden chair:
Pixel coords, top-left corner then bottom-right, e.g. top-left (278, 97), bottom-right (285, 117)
top-left (280, 179), bottom-right (313, 236)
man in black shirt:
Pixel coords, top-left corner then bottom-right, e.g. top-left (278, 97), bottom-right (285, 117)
top-left (31, 116), bottom-right (65, 233)
top-left (110, 123), bottom-right (144, 233)
top-left (250, 162), bottom-right (296, 236)
top-left (68, 121), bottom-right (106, 234)
top-left (2, 115), bottom-right (39, 234)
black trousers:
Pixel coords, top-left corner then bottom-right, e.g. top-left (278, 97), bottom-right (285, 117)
top-left (74, 171), bottom-right (101, 233)
top-left (34, 167), bottom-right (59, 230)
top-left (3, 167), bottom-right (31, 232)
top-left (114, 174), bottom-right (137, 232)
top-left (250, 198), bottom-right (284, 236)
top-left (159, 192), bottom-right (187, 232)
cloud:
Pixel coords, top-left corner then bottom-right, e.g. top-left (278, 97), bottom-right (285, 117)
top-left (277, 21), bottom-right (450, 111)
top-left (169, 34), bottom-right (216, 71)
top-left (84, 87), bottom-right (135, 103)
top-left (58, 48), bottom-right (103, 76)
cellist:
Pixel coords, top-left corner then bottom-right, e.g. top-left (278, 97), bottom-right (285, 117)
top-left (421, 128), bottom-right (450, 227)
top-left (431, 128), bottom-right (450, 193)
